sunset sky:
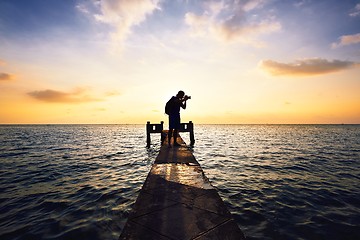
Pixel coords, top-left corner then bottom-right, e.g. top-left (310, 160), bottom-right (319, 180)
top-left (1, 0), bottom-right (360, 124)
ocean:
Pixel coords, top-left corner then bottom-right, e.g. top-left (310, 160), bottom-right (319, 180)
top-left (0, 124), bottom-right (359, 240)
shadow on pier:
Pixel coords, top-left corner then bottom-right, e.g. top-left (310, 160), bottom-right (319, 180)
top-left (119, 122), bottom-right (245, 240)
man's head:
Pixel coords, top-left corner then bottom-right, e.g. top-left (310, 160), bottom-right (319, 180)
top-left (177, 90), bottom-right (185, 98)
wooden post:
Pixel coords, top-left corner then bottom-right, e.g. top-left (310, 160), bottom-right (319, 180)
top-left (189, 121), bottom-right (195, 146)
top-left (179, 121), bottom-right (195, 146)
top-left (160, 121), bottom-right (165, 144)
top-left (147, 121), bottom-right (194, 146)
top-left (160, 121), bottom-right (164, 144)
top-left (146, 121), bottom-right (151, 148)
top-left (146, 121), bottom-right (164, 147)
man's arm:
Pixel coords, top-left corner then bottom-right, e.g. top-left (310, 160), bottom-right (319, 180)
top-left (175, 97), bottom-right (187, 109)
top-left (181, 100), bottom-right (186, 109)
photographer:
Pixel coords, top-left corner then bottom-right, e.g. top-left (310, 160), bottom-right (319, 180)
top-left (166, 90), bottom-right (190, 147)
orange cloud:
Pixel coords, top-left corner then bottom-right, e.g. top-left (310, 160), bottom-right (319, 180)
top-left (331, 33), bottom-right (360, 48)
top-left (214, 19), bottom-right (281, 43)
top-left (0, 73), bottom-right (14, 81)
top-left (28, 88), bottom-right (102, 103)
top-left (260, 58), bottom-right (358, 76)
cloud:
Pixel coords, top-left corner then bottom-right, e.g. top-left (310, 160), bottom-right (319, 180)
top-left (260, 58), bottom-right (358, 76)
top-left (0, 73), bottom-right (14, 81)
top-left (242, 0), bottom-right (266, 11)
top-left (293, 0), bottom-right (310, 8)
top-left (184, 12), bottom-right (209, 37)
top-left (76, 3), bottom-right (91, 14)
top-left (331, 33), bottom-right (360, 48)
top-left (0, 60), bottom-right (15, 81)
top-left (214, 18), bottom-right (281, 43)
top-left (105, 90), bottom-right (121, 96)
top-left (28, 88), bottom-right (102, 103)
top-left (349, 3), bottom-right (360, 17)
top-left (184, 0), bottom-right (281, 46)
top-left (87, 0), bottom-right (160, 49)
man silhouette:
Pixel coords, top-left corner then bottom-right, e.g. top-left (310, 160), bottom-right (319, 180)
top-left (167, 90), bottom-right (190, 147)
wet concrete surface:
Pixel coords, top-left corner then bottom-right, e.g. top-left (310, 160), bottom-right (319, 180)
top-left (119, 134), bottom-right (245, 240)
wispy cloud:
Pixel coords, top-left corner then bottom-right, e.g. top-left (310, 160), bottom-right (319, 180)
top-left (0, 73), bottom-right (14, 81)
top-left (349, 3), bottom-right (360, 17)
top-left (80, 0), bottom-right (160, 51)
top-left (0, 59), bottom-right (15, 81)
top-left (76, 3), bottom-right (91, 15)
top-left (185, 0), bottom-right (281, 46)
top-left (28, 88), bottom-right (102, 103)
top-left (105, 90), bottom-right (121, 97)
top-left (260, 58), bottom-right (358, 76)
top-left (331, 33), bottom-right (360, 48)
top-left (293, 0), bottom-right (309, 8)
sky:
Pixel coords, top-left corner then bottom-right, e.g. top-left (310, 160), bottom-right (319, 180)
top-left (0, 0), bottom-right (360, 124)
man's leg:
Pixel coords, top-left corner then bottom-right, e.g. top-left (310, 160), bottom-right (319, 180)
top-left (173, 129), bottom-right (181, 146)
top-left (168, 129), bottom-right (173, 147)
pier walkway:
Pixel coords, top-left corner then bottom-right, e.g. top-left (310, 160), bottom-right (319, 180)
top-left (119, 132), bottom-right (245, 240)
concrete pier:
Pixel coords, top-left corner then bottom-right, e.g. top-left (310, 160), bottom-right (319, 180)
top-left (119, 133), bottom-right (245, 240)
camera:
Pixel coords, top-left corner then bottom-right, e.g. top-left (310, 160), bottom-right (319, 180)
top-left (185, 95), bottom-right (191, 100)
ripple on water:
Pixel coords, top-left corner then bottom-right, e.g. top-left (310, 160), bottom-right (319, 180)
top-left (1, 124), bottom-right (360, 239)
top-left (194, 124), bottom-right (360, 240)
top-left (0, 125), bottom-right (154, 240)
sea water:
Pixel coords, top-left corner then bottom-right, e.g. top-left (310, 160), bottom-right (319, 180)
top-left (0, 124), bottom-right (359, 240)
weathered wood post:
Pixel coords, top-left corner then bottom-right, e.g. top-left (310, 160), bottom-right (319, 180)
top-left (146, 122), bottom-right (151, 147)
top-left (146, 121), bottom-right (164, 147)
top-left (179, 121), bottom-right (195, 146)
top-left (189, 121), bottom-right (195, 146)
top-left (147, 121), bottom-right (194, 147)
